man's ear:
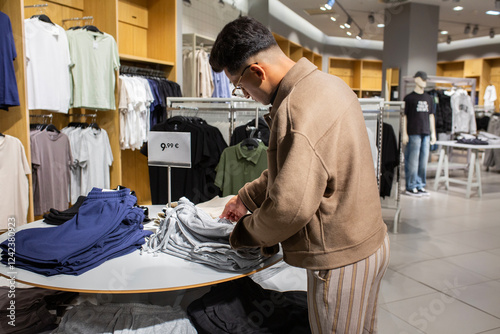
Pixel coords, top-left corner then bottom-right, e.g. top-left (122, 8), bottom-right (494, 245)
top-left (250, 64), bottom-right (266, 81)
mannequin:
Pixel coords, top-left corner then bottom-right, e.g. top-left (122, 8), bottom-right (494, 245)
top-left (402, 71), bottom-right (436, 197)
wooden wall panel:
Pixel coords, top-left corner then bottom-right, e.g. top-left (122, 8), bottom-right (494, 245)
top-left (118, 22), bottom-right (148, 57)
top-left (1, 0), bottom-right (35, 222)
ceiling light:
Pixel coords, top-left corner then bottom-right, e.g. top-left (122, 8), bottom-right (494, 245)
top-left (356, 31), bottom-right (363, 40)
top-left (377, 23), bottom-right (385, 28)
top-left (441, 30), bottom-right (448, 35)
top-left (472, 24), bottom-right (478, 35)
top-left (340, 24), bottom-right (345, 29)
top-left (446, 35), bottom-right (452, 44)
top-left (464, 24), bottom-right (471, 34)
top-left (490, 28), bottom-right (495, 38)
top-left (345, 16), bottom-right (352, 28)
top-left (320, 6), bottom-right (326, 11)
top-left (346, 31), bottom-right (352, 36)
top-left (486, 10), bottom-right (500, 15)
top-left (453, 6), bottom-right (463, 11)
top-left (330, 16), bottom-right (336, 21)
top-left (324, 0), bottom-right (335, 10)
top-left (368, 12), bottom-right (375, 24)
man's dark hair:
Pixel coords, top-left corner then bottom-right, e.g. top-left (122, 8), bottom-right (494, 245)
top-left (209, 16), bottom-right (277, 74)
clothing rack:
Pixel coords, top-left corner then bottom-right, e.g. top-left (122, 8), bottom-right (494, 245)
top-left (24, 4), bottom-right (48, 8)
top-left (66, 113), bottom-right (97, 120)
top-left (359, 98), bottom-right (384, 192)
top-left (182, 33), bottom-right (216, 97)
top-left (167, 97), bottom-right (269, 141)
top-left (401, 75), bottom-right (477, 105)
top-left (383, 102), bottom-right (405, 233)
top-left (29, 114), bottom-right (53, 122)
top-left (61, 16), bottom-right (94, 28)
top-left (120, 65), bottom-right (166, 78)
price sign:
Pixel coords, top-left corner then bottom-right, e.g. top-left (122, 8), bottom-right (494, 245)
top-left (148, 131), bottom-right (191, 168)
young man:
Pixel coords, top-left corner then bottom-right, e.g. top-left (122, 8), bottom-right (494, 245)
top-left (212, 17), bottom-right (389, 334)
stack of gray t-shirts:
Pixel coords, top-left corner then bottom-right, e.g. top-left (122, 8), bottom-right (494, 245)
top-left (144, 197), bottom-right (267, 271)
top-left (53, 302), bottom-right (196, 333)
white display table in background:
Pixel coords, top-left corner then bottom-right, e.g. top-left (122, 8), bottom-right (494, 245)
top-left (434, 140), bottom-right (500, 198)
top-left (0, 204), bottom-right (282, 293)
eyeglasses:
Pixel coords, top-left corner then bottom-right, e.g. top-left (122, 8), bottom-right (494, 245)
top-left (232, 62), bottom-right (258, 97)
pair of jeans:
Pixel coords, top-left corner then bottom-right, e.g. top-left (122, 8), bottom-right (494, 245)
top-left (404, 134), bottom-right (430, 191)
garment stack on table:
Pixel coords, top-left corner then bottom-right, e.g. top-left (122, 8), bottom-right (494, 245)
top-left (144, 197), bottom-right (266, 271)
top-left (0, 188), bottom-right (151, 276)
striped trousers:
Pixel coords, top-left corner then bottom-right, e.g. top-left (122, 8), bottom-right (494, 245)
top-left (307, 234), bottom-right (390, 334)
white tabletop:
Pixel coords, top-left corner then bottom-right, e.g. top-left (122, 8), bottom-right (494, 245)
top-left (435, 140), bottom-right (500, 150)
top-left (0, 205), bottom-right (282, 293)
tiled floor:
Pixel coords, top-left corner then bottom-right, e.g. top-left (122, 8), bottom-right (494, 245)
top-left (378, 168), bottom-right (500, 334)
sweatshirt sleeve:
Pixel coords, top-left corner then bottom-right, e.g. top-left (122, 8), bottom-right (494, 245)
top-left (231, 131), bottom-right (328, 249)
top-left (238, 169), bottom-right (268, 211)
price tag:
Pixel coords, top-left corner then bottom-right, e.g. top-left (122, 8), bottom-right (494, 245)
top-left (148, 132), bottom-right (191, 168)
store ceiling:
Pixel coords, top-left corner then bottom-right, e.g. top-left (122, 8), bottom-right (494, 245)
top-left (278, 0), bottom-right (500, 43)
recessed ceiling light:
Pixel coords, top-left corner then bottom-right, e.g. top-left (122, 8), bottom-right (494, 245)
top-left (486, 10), bottom-right (500, 15)
top-left (346, 31), bottom-right (352, 36)
top-left (330, 16), bottom-right (337, 21)
top-left (320, 6), bottom-right (326, 11)
top-left (453, 6), bottom-right (463, 11)
top-left (441, 30), bottom-right (449, 34)
top-left (340, 24), bottom-right (345, 29)
top-left (377, 23), bottom-right (385, 28)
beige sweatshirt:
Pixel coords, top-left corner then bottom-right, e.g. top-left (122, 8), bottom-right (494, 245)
top-left (230, 58), bottom-right (387, 270)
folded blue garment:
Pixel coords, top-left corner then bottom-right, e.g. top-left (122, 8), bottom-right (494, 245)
top-left (0, 188), bottom-right (152, 276)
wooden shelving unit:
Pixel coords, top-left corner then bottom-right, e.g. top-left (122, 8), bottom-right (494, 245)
top-left (272, 32), bottom-right (323, 70)
top-left (328, 57), bottom-right (383, 98)
top-left (437, 57), bottom-right (500, 109)
top-left (1, 0), bottom-right (177, 221)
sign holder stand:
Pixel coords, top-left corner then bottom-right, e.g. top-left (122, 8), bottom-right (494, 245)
top-left (147, 131), bottom-right (192, 208)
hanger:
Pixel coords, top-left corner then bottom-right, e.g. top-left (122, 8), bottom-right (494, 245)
top-left (45, 124), bottom-right (60, 133)
top-left (83, 25), bottom-right (103, 34)
top-left (240, 126), bottom-right (260, 150)
top-left (31, 14), bottom-right (55, 25)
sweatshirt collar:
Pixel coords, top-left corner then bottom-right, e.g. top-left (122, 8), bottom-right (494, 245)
top-left (270, 58), bottom-right (317, 118)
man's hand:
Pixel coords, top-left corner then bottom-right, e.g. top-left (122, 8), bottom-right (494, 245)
top-left (220, 195), bottom-right (248, 222)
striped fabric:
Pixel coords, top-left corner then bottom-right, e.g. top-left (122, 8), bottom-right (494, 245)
top-left (307, 234), bottom-right (390, 334)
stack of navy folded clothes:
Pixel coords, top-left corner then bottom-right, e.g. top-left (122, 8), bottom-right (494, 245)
top-left (0, 188), bottom-right (152, 276)
top-left (43, 195), bottom-right (87, 225)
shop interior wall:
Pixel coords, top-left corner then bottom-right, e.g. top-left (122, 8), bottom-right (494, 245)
top-left (438, 43), bottom-right (500, 62)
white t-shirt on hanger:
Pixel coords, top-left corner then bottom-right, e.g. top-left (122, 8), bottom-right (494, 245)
top-left (484, 85), bottom-right (497, 112)
top-left (24, 18), bottom-right (71, 113)
top-left (0, 135), bottom-right (31, 229)
top-left (79, 128), bottom-right (113, 195)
